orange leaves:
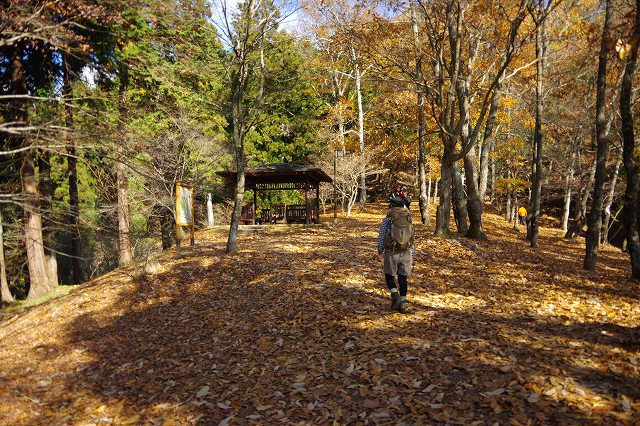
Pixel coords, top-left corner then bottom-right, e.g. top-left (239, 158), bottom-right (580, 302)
top-left (0, 206), bottom-right (639, 424)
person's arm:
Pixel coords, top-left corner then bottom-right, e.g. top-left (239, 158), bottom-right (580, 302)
top-left (377, 217), bottom-right (391, 254)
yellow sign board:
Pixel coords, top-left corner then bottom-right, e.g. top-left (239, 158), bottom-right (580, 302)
top-left (175, 182), bottom-right (195, 247)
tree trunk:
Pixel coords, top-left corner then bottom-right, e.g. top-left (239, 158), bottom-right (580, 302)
top-left (227, 166), bottom-right (245, 254)
top-left (160, 206), bottom-right (174, 250)
top-left (513, 194), bottom-right (520, 231)
top-left (37, 151), bottom-right (58, 287)
top-left (455, 60), bottom-right (486, 239)
top-left (433, 178), bottom-right (439, 204)
top-left (411, 1), bottom-right (429, 225)
top-left (562, 182), bottom-right (572, 234)
top-left (452, 160), bottom-right (468, 235)
top-left (337, 112), bottom-right (346, 149)
top-left (352, 46), bottom-right (366, 212)
top-left (620, 0), bottom-right (640, 280)
top-left (566, 156), bottom-right (596, 241)
top-left (226, 60), bottom-right (248, 254)
top-left (0, 208), bottom-right (14, 304)
top-left (562, 142), bottom-right (577, 233)
top-left (480, 89), bottom-right (500, 201)
top-left (506, 182), bottom-right (512, 222)
top-left (23, 148), bottom-right (50, 298)
top-left (435, 153), bottom-right (453, 237)
top-left (490, 156), bottom-right (496, 204)
top-left (63, 54), bottom-right (83, 283)
top-left (529, 16), bottom-right (547, 248)
top-left (602, 150), bottom-right (622, 246)
top-left (346, 185), bottom-right (358, 217)
top-left (117, 65), bottom-right (132, 266)
top-left (11, 46), bottom-right (49, 299)
top-left (585, 0), bottom-right (612, 270)
top-left (464, 144), bottom-right (486, 239)
top-left (116, 161), bottom-right (132, 266)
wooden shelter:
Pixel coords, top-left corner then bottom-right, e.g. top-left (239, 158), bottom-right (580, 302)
top-left (217, 163), bottom-right (333, 225)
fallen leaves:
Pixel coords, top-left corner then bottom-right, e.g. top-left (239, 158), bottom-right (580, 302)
top-left (0, 206), bottom-right (638, 424)
top-left (195, 386), bottom-right (210, 399)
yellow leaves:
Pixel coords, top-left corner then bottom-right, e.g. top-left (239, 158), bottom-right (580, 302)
top-left (115, 414), bottom-right (141, 425)
top-left (591, 399), bottom-right (617, 413)
top-left (499, 95), bottom-right (519, 110)
top-left (616, 39), bottom-right (632, 60)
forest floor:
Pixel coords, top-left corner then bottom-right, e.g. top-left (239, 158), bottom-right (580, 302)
top-left (0, 204), bottom-right (639, 425)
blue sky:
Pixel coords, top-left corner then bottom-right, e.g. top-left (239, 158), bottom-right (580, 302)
top-left (209, 0), bottom-right (301, 34)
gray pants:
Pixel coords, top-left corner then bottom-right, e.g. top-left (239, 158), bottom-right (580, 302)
top-left (383, 249), bottom-right (413, 277)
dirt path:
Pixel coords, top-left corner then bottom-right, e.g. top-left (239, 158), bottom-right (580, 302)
top-left (1, 206), bottom-right (638, 425)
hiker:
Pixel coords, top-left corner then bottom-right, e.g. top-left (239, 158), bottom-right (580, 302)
top-left (392, 185), bottom-right (412, 209)
top-left (398, 187), bottom-right (412, 209)
top-left (377, 194), bottom-right (415, 313)
top-left (518, 206), bottom-right (527, 225)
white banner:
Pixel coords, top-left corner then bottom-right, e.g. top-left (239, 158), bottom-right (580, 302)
top-left (206, 193), bottom-right (214, 226)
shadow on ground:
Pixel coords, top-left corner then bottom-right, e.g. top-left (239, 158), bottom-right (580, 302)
top-left (1, 208), bottom-right (638, 424)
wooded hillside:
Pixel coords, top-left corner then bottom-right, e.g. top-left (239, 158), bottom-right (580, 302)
top-left (2, 0), bottom-right (640, 299)
top-left (4, 1), bottom-right (640, 423)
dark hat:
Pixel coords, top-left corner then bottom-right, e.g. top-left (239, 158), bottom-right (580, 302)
top-left (389, 194), bottom-right (405, 208)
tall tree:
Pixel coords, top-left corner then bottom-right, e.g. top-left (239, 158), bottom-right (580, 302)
top-left (214, 0), bottom-right (286, 254)
top-left (527, 0), bottom-right (552, 248)
top-left (37, 149), bottom-right (58, 287)
top-left (565, 154), bottom-right (597, 241)
top-left (410, 0), bottom-right (429, 225)
top-left (421, 0), bottom-right (533, 239)
top-left (62, 54), bottom-right (84, 283)
top-left (2, 0), bottom-right (127, 293)
top-left (601, 148), bottom-right (622, 245)
top-left (116, 64), bottom-right (133, 267)
top-left (11, 45), bottom-right (50, 298)
top-left (351, 43), bottom-right (367, 212)
top-left (114, 0), bottom-right (227, 252)
top-left (584, 0), bottom-right (613, 270)
top-left (479, 90), bottom-right (500, 202)
top-left (620, 0), bottom-right (640, 280)
top-left (561, 139), bottom-right (577, 233)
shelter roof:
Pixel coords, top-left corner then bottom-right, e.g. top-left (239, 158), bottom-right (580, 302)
top-left (217, 163), bottom-right (332, 188)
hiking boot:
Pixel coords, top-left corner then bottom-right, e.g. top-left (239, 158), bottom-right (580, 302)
top-left (398, 300), bottom-right (407, 314)
top-left (390, 292), bottom-right (400, 311)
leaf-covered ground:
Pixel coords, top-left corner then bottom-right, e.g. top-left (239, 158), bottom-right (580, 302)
top-left (1, 205), bottom-right (639, 425)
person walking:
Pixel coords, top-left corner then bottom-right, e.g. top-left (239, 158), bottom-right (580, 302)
top-left (518, 206), bottom-right (527, 226)
top-left (377, 194), bottom-right (415, 313)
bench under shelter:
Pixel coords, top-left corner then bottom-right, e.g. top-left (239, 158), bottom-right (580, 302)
top-left (217, 163), bottom-right (333, 225)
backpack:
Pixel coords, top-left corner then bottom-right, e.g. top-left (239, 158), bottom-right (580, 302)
top-left (384, 207), bottom-right (414, 251)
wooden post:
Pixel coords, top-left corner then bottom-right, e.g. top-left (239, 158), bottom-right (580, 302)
top-left (315, 184), bottom-right (320, 223)
top-left (190, 187), bottom-right (195, 246)
top-left (175, 184), bottom-right (181, 248)
top-left (252, 189), bottom-right (257, 225)
top-left (305, 183), bottom-right (310, 225)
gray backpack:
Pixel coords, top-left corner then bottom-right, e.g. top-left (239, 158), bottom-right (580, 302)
top-left (384, 207), bottom-right (414, 251)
